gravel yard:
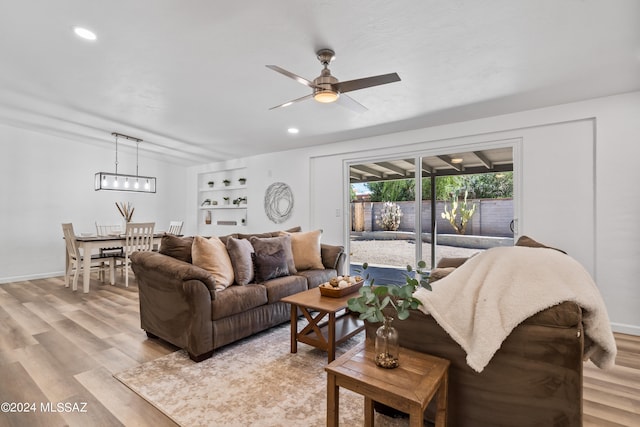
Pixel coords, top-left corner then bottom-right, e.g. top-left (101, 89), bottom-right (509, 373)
top-left (349, 239), bottom-right (482, 267)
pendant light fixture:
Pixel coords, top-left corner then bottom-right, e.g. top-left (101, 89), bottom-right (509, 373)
top-left (94, 132), bottom-right (156, 193)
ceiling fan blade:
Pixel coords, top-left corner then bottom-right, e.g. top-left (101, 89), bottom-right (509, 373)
top-left (333, 72), bottom-right (401, 94)
top-left (266, 65), bottom-right (319, 89)
top-left (336, 94), bottom-right (368, 113)
top-left (268, 93), bottom-right (314, 110)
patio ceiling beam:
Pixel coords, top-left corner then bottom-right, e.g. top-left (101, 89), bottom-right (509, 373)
top-left (421, 159), bottom-right (433, 175)
top-left (472, 151), bottom-right (493, 169)
top-left (437, 155), bottom-right (463, 172)
top-left (377, 161), bottom-right (410, 177)
top-left (350, 165), bottom-right (384, 179)
top-left (433, 163), bottom-right (512, 177)
top-left (350, 170), bottom-right (365, 181)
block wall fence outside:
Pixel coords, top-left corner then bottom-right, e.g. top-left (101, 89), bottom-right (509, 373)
top-left (352, 198), bottom-right (514, 237)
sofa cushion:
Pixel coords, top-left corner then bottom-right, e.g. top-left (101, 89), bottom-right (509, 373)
top-left (192, 236), bottom-right (235, 290)
top-left (236, 226), bottom-right (302, 240)
top-left (296, 268), bottom-right (337, 290)
top-left (436, 257), bottom-right (470, 268)
top-left (282, 229), bottom-right (324, 271)
top-left (238, 231), bottom-right (276, 239)
top-left (159, 234), bottom-right (194, 263)
top-left (428, 267), bottom-right (456, 283)
top-left (263, 274), bottom-right (308, 304)
top-left (515, 235), bottom-right (567, 254)
top-left (226, 237), bottom-right (254, 285)
top-left (250, 235), bottom-right (297, 275)
top-left (252, 250), bottom-right (289, 282)
top-left (321, 244), bottom-right (343, 270)
top-left (217, 233), bottom-right (238, 246)
top-left (210, 284), bottom-right (268, 321)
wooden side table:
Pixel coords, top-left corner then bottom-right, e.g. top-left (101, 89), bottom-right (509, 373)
top-left (281, 288), bottom-right (364, 363)
top-left (325, 340), bottom-right (450, 427)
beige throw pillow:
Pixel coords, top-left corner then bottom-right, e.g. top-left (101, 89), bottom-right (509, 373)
top-left (192, 235), bottom-right (235, 291)
top-left (283, 229), bottom-right (324, 271)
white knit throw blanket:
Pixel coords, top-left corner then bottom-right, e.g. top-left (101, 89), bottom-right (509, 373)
top-left (414, 246), bottom-right (617, 373)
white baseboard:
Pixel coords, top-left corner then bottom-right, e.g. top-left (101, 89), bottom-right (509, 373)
top-left (610, 322), bottom-right (640, 336)
top-left (0, 271), bottom-right (64, 284)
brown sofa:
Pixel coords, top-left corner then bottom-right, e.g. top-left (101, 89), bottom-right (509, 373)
top-left (367, 302), bottom-right (584, 426)
top-left (131, 231), bottom-right (345, 362)
top-left (366, 252), bottom-right (585, 426)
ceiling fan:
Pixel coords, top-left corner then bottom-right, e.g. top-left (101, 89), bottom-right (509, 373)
top-left (266, 49), bottom-right (401, 113)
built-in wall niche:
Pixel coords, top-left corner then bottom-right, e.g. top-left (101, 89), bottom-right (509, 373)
top-left (197, 167), bottom-right (248, 233)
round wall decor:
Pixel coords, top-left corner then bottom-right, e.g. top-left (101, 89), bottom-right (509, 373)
top-left (264, 182), bottom-right (294, 224)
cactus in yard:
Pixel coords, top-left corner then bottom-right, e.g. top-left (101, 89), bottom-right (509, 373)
top-left (377, 202), bottom-right (403, 231)
top-left (441, 191), bottom-right (476, 235)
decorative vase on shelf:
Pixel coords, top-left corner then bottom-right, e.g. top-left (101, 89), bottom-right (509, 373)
top-left (205, 211), bottom-right (212, 224)
top-left (374, 316), bottom-right (400, 369)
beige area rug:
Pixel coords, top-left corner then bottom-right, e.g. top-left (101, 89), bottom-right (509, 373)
top-left (114, 322), bottom-right (411, 427)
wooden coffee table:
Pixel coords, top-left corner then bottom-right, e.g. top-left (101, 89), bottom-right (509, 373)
top-left (325, 340), bottom-right (450, 427)
top-left (281, 287), bottom-right (364, 363)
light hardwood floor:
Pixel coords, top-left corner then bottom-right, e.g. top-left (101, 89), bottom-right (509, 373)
top-left (0, 274), bottom-right (638, 426)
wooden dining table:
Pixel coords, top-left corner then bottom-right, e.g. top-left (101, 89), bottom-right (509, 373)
top-left (70, 234), bottom-right (164, 293)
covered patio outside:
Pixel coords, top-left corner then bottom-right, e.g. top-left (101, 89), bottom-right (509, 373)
top-left (348, 147), bottom-right (514, 285)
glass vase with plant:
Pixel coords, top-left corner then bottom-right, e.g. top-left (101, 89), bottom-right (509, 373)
top-left (348, 261), bottom-right (431, 368)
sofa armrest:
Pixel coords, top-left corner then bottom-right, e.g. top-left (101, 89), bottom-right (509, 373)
top-left (321, 244), bottom-right (345, 274)
top-left (131, 251), bottom-right (217, 294)
top-left (131, 251), bottom-right (216, 359)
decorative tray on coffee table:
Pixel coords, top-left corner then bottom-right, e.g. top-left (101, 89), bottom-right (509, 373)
top-left (318, 276), bottom-right (364, 298)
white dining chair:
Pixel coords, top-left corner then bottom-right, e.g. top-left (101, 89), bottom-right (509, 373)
top-left (95, 222), bottom-right (122, 236)
top-left (62, 223), bottom-right (115, 291)
top-left (116, 222), bottom-right (155, 287)
top-left (167, 220), bottom-right (183, 235)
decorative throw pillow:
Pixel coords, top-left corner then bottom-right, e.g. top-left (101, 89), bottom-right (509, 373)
top-left (251, 250), bottom-right (289, 282)
top-left (159, 234), bottom-right (194, 263)
top-left (226, 237), bottom-right (254, 285)
top-left (249, 235), bottom-right (297, 275)
top-left (282, 229), bottom-right (324, 271)
top-left (191, 236), bottom-right (235, 290)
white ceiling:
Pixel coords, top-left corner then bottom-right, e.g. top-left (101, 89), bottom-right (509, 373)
top-left (1, 1), bottom-right (638, 165)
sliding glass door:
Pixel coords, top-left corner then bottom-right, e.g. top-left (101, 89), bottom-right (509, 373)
top-left (348, 146), bottom-right (514, 280)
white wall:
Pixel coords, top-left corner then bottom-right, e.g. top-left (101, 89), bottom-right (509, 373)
top-left (189, 91), bottom-right (640, 335)
top-left (0, 124), bottom-right (188, 282)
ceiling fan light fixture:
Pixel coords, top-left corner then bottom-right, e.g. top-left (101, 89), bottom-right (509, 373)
top-left (314, 90), bottom-right (339, 103)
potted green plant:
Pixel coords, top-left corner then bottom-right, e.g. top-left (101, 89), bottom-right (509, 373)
top-left (223, 179), bottom-right (231, 186)
top-left (348, 261), bottom-right (430, 368)
top-left (223, 196), bottom-right (230, 204)
top-left (238, 177), bottom-right (247, 185)
top-left (207, 181), bottom-right (214, 188)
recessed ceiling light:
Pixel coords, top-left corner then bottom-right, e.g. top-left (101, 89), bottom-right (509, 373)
top-left (287, 128), bottom-right (299, 134)
top-left (450, 157), bottom-right (463, 164)
top-left (73, 27), bottom-right (97, 41)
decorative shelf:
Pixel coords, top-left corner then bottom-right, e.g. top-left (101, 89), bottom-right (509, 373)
top-left (200, 205), bottom-right (247, 210)
top-left (200, 184), bottom-right (247, 192)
